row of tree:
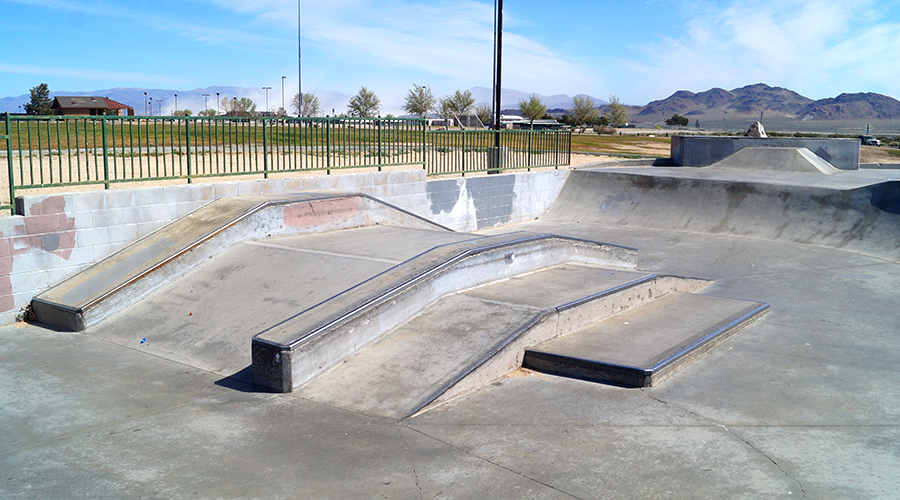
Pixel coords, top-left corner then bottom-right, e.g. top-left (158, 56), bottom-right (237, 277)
top-left (18, 82), bottom-right (632, 129)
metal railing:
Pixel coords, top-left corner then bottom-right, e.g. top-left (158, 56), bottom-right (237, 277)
top-left (425, 129), bottom-right (571, 176)
top-left (0, 114), bottom-right (572, 214)
top-left (0, 114), bottom-right (426, 213)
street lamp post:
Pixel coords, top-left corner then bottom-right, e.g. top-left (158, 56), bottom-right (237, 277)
top-left (202, 93), bottom-right (210, 114)
top-left (174, 94), bottom-right (178, 114)
top-left (263, 87), bottom-right (272, 115)
top-left (144, 92), bottom-right (148, 115)
top-left (216, 93), bottom-right (220, 115)
top-left (148, 97), bottom-right (153, 116)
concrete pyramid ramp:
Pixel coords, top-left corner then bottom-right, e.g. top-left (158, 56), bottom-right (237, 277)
top-left (708, 146), bottom-right (841, 175)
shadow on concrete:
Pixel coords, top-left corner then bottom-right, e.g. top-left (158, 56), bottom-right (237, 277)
top-left (214, 366), bottom-right (275, 393)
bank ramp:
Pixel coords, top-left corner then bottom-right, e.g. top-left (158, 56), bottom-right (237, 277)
top-left (31, 192), bottom-right (448, 331)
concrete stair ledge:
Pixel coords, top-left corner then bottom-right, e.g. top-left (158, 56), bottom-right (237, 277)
top-left (523, 292), bottom-right (769, 388)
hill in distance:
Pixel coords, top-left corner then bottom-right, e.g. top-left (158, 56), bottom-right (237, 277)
top-left (637, 83), bottom-right (900, 124)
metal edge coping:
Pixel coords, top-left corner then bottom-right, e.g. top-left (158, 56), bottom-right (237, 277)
top-left (648, 301), bottom-right (770, 374)
top-left (38, 192), bottom-right (395, 314)
top-left (253, 233), bottom-right (635, 350)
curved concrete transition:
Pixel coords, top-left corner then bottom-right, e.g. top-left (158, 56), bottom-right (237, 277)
top-left (550, 168), bottom-right (900, 261)
top-left (708, 146), bottom-right (841, 175)
top-left (31, 192), bottom-right (449, 331)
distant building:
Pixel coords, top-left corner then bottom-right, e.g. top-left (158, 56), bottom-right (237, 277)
top-left (52, 96), bottom-right (135, 116)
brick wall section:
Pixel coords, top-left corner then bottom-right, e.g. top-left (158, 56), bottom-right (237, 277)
top-left (0, 168), bottom-right (569, 324)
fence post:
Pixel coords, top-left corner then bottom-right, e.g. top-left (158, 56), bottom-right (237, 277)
top-left (262, 119), bottom-right (269, 179)
top-left (185, 117), bottom-right (193, 183)
top-left (326, 118), bottom-right (331, 175)
top-left (422, 120), bottom-right (427, 171)
top-left (4, 113), bottom-right (16, 214)
top-left (377, 118), bottom-right (383, 172)
top-left (101, 116), bottom-right (110, 189)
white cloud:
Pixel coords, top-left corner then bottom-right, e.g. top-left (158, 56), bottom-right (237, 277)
top-left (622, 0), bottom-right (900, 102)
top-left (0, 63), bottom-right (190, 85)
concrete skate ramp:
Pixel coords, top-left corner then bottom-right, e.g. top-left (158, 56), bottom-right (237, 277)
top-left (32, 192), bottom-right (449, 331)
top-left (708, 147), bottom-right (841, 175)
top-left (544, 168), bottom-right (900, 261)
top-left (251, 232), bottom-right (639, 393)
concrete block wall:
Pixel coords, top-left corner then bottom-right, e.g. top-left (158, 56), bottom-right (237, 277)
top-left (0, 168), bottom-right (569, 324)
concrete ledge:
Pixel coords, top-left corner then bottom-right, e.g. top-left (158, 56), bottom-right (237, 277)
top-left (251, 233), bottom-right (639, 393)
top-left (671, 135), bottom-right (860, 170)
top-left (524, 295), bottom-right (769, 387)
top-left (31, 192), bottom-right (449, 331)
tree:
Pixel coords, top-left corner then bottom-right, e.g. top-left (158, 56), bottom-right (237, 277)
top-left (439, 90), bottom-right (475, 121)
top-left (347, 87), bottom-right (380, 118)
top-left (602, 95), bottom-right (628, 127)
top-left (570, 95), bottom-right (599, 133)
top-left (402, 84), bottom-right (435, 118)
top-left (292, 93), bottom-right (320, 117)
top-left (518, 94), bottom-right (547, 129)
top-left (198, 109), bottom-right (217, 117)
top-left (222, 97), bottom-right (257, 117)
top-left (665, 114), bottom-right (689, 127)
top-left (475, 104), bottom-right (492, 128)
top-left (173, 109), bottom-right (193, 117)
top-left (24, 83), bottom-right (53, 115)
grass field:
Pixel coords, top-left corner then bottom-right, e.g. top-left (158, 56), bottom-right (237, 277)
top-left (570, 133), bottom-right (671, 157)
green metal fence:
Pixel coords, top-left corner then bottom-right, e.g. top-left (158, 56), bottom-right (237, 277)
top-left (425, 129), bottom-right (571, 176)
top-left (0, 113), bottom-right (571, 214)
top-left (0, 114), bottom-right (427, 213)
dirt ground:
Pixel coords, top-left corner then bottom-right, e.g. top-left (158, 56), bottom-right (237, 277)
top-left (860, 145), bottom-right (900, 163)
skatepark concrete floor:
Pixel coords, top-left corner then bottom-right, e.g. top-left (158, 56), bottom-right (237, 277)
top-left (2, 179), bottom-right (899, 499)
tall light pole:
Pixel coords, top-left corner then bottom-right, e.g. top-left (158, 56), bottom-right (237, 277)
top-left (174, 93), bottom-right (178, 113)
top-left (216, 93), bottom-right (220, 115)
top-left (281, 76), bottom-right (286, 115)
top-left (263, 87), bottom-right (272, 115)
top-left (144, 92), bottom-right (148, 115)
top-left (491, 0), bottom-right (503, 174)
top-left (148, 97), bottom-right (153, 116)
top-left (202, 93), bottom-right (210, 114)
top-left (158, 99), bottom-right (163, 116)
top-left (297, 0), bottom-right (303, 118)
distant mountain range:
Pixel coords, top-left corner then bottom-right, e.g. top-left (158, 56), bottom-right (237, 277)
top-left (637, 83), bottom-right (900, 123)
top-left (2, 83), bottom-right (898, 123)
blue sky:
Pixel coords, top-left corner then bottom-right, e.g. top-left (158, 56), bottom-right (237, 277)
top-left (2, 0), bottom-right (899, 114)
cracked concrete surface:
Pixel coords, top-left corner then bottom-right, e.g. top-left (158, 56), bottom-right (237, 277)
top-left (2, 204), bottom-right (899, 497)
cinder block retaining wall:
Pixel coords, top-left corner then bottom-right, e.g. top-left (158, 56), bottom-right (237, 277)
top-left (0, 169), bottom-right (568, 324)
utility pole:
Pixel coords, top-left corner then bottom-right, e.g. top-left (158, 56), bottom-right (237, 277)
top-left (148, 97), bottom-right (153, 116)
top-left (297, 0), bottom-right (303, 118)
top-left (490, 0), bottom-right (503, 173)
top-left (202, 93), bottom-right (210, 114)
top-left (263, 87), bottom-right (272, 115)
top-left (216, 93), bottom-right (220, 115)
top-left (144, 92), bottom-right (148, 115)
top-left (281, 76), bottom-right (286, 115)
top-left (174, 94), bottom-right (178, 113)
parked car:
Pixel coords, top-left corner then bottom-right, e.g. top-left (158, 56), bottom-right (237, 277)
top-left (859, 135), bottom-right (881, 146)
